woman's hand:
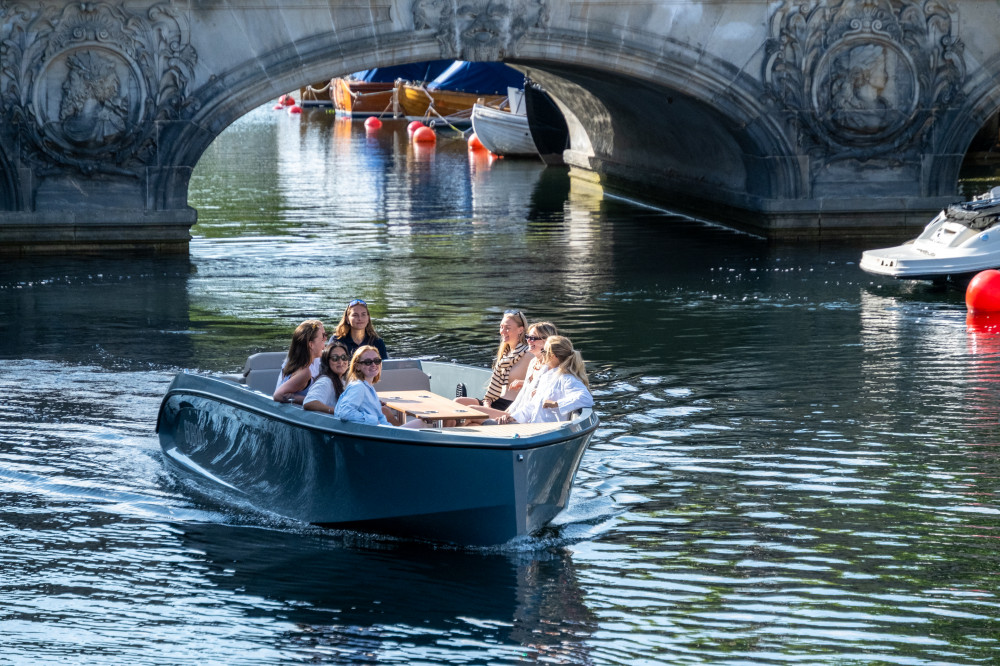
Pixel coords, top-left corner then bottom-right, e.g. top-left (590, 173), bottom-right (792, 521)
top-left (496, 414), bottom-right (516, 425)
top-left (508, 379), bottom-right (524, 391)
top-left (542, 399), bottom-right (558, 409)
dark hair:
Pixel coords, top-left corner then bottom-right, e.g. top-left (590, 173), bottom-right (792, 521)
top-left (284, 319), bottom-right (324, 377)
top-left (318, 341), bottom-right (349, 398)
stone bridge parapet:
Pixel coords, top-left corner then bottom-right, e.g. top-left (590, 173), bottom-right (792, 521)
top-left (1, 0), bottom-right (999, 253)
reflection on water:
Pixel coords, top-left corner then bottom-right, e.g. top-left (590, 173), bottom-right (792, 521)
top-left (1, 106), bottom-right (999, 663)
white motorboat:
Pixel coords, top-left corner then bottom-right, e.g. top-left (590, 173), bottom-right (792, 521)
top-left (860, 186), bottom-right (1000, 280)
top-left (471, 88), bottom-right (539, 158)
top-left (156, 354), bottom-right (598, 546)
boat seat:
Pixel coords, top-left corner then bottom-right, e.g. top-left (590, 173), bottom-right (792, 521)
top-left (378, 359), bottom-right (432, 391)
top-left (242, 351), bottom-right (286, 394)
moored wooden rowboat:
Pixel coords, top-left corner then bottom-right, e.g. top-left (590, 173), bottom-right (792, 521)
top-left (156, 356), bottom-right (598, 546)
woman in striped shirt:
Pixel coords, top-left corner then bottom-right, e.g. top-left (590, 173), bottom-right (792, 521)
top-left (458, 309), bottom-right (532, 411)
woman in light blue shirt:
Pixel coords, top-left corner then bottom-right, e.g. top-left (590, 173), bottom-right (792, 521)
top-left (333, 345), bottom-right (390, 425)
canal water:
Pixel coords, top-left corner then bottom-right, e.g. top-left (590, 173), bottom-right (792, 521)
top-left (2, 106), bottom-right (998, 664)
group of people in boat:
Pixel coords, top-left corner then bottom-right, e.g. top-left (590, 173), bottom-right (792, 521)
top-left (272, 300), bottom-right (594, 428)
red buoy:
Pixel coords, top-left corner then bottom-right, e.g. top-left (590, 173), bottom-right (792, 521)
top-left (273, 104), bottom-right (284, 110)
top-left (467, 133), bottom-right (485, 151)
top-left (407, 121), bottom-right (425, 135)
top-left (288, 104), bottom-right (302, 114)
top-left (412, 126), bottom-right (437, 143)
top-left (280, 94), bottom-right (296, 107)
top-left (966, 269), bottom-right (1000, 313)
top-left (364, 116), bottom-right (382, 130)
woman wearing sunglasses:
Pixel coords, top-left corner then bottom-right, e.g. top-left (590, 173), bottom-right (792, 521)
top-left (273, 319), bottom-right (326, 404)
top-left (493, 335), bottom-right (593, 425)
top-left (332, 298), bottom-right (388, 360)
top-left (333, 346), bottom-right (391, 425)
top-left (465, 321), bottom-right (558, 421)
top-left (457, 309), bottom-right (531, 412)
top-left (303, 341), bottom-right (350, 414)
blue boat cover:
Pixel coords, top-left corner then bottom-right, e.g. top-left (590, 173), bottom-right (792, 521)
top-left (354, 60), bottom-right (452, 84)
top-left (426, 61), bottom-right (524, 95)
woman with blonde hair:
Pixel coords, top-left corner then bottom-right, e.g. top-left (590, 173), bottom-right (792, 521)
top-left (333, 345), bottom-right (390, 425)
top-left (457, 309), bottom-right (532, 411)
top-left (273, 319), bottom-right (326, 404)
top-left (494, 335), bottom-right (593, 424)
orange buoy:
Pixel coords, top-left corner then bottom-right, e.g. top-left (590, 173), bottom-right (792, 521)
top-left (412, 126), bottom-right (437, 143)
top-left (966, 269), bottom-right (1000, 313)
top-left (364, 116), bottom-right (382, 130)
top-left (467, 133), bottom-right (485, 150)
top-left (407, 121), bottom-right (425, 135)
top-left (288, 104), bottom-right (302, 114)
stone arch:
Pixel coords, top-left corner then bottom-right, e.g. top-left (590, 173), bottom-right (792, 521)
top-left (927, 56), bottom-right (1000, 197)
top-left (157, 32), bottom-right (801, 219)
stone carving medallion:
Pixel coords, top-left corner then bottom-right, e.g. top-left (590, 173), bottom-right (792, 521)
top-left (764, 0), bottom-right (964, 159)
top-left (413, 0), bottom-right (548, 60)
top-left (0, 1), bottom-right (197, 176)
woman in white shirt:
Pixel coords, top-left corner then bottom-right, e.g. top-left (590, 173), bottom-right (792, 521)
top-left (469, 321), bottom-right (558, 422)
top-left (303, 341), bottom-right (350, 414)
top-left (495, 335), bottom-right (593, 424)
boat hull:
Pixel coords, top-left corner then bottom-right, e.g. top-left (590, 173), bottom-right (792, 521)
top-left (156, 368), bottom-right (597, 545)
top-left (397, 84), bottom-right (505, 123)
top-left (471, 103), bottom-right (538, 157)
top-left (331, 79), bottom-right (395, 117)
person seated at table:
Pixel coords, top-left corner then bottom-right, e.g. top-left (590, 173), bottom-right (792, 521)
top-left (492, 335), bottom-right (593, 425)
top-left (273, 319), bottom-right (326, 404)
top-left (333, 346), bottom-right (421, 427)
top-left (332, 298), bottom-right (389, 360)
top-left (456, 309), bottom-right (531, 412)
top-left (458, 321), bottom-right (558, 423)
top-left (303, 341), bottom-right (350, 415)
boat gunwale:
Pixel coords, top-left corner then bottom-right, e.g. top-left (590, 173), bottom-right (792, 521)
top-left (156, 374), bottom-right (598, 452)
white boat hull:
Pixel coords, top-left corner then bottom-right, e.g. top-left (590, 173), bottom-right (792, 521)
top-left (860, 188), bottom-right (1000, 280)
top-left (471, 103), bottom-right (538, 157)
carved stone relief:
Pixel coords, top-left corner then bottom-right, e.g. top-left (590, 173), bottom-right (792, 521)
top-left (763, 0), bottom-right (964, 162)
top-left (412, 0), bottom-right (548, 60)
top-left (0, 1), bottom-right (197, 177)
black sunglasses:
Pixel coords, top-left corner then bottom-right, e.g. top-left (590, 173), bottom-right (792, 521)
top-left (525, 335), bottom-right (546, 342)
top-left (328, 354), bottom-right (350, 362)
top-left (356, 358), bottom-right (382, 366)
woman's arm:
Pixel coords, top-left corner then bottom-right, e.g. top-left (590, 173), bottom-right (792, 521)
top-left (545, 375), bottom-right (594, 419)
top-left (273, 367), bottom-right (311, 404)
top-left (303, 377), bottom-right (336, 414)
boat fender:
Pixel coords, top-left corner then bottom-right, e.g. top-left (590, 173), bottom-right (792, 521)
top-left (966, 269), bottom-right (1000, 313)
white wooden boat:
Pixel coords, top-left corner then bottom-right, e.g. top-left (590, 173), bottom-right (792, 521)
top-left (156, 355), bottom-right (598, 546)
top-left (471, 88), bottom-right (539, 158)
top-left (860, 187), bottom-right (1000, 281)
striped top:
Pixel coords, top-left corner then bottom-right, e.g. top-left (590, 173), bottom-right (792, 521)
top-left (484, 343), bottom-right (529, 403)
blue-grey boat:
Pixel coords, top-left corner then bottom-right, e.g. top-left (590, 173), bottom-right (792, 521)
top-left (156, 356), bottom-right (598, 546)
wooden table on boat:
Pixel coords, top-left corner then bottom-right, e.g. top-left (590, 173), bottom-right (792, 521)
top-left (378, 390), bottom-right (487, 427)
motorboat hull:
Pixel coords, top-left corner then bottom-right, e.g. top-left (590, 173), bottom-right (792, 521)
top-left (156, 365), bottom-right (598, 546)
top-left (471, 103), bottom-right (538, 157)
top-left (860, 189), bottom-right (1000, 281)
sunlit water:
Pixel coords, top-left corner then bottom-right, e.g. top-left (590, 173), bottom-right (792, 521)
top-left (1, 106), bottom-right (998, 664)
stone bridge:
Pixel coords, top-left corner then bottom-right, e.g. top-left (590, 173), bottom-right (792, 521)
top-left (1, 0), bottom-right (998, 253)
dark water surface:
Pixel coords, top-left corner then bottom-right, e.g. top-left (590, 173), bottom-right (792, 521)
top-left (2, 106), bottom-right (998, 664)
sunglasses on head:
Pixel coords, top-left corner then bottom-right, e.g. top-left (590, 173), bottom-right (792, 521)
top-left (504, 309), bottom-right (521, 317)
top-left (348, 299), bottom-right (367, 307)
top-left (356, 358), bottom-right (382, 366)
top-left (525, 335), bottom-right (546, 342)
top-left (328, 354), bottom-right (350, 362)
